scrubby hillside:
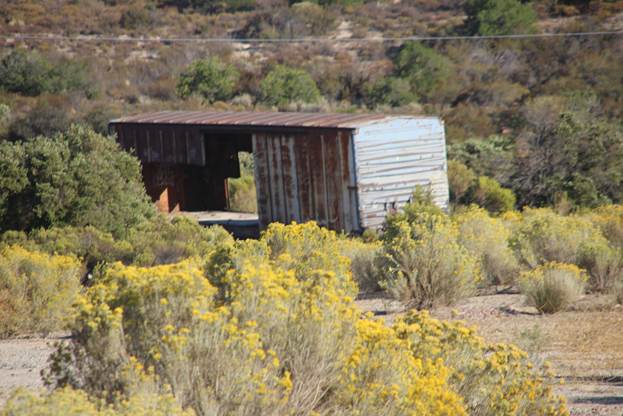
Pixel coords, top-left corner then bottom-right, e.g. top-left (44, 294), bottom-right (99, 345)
top-left (1, 0), bottom-right (622, 209)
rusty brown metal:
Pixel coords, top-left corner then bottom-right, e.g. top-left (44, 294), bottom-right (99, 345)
top-left (251, 130), bottom-right (358, 232)
top-left (111, 110), bottom-right (396, 129)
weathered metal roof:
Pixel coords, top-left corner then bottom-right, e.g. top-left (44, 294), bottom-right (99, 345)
top-left (110, 111), bottom-right (411, 129)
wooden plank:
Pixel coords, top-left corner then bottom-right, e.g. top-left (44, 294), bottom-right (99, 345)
top-left (323, 131), bottom-right (342, 231)
top-left (307, 134), bottom-right (327, 227)
top-left (281, 135), bottom-right (300, 223)
top-left (253, 133), bottom-right (272, 229)
top-left (294, 135), bottom-right (313, 222)
top-left (268, 135), bottom-right (286, 223)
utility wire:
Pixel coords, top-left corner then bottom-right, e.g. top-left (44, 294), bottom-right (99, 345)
top-left (0, 30), bottom-right (622, 44)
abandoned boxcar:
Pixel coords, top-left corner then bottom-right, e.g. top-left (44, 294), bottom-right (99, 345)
top-left (109, 111), bottom-right (449, 234)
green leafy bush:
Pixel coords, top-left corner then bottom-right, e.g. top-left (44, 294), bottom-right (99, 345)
top-left (519, 262), bottom-right (586, 313)
top-left (0, 245), bottom-right (82, 337)
top-left (464, 0), bottom-right (537, 35)
top-left (394, 42), bottom-right (457, 101)
top-left (260, 65), bottom-right (321, 108)
top-left (471, 176), bottom-right (516, 215)
top-left (176, 57), bottom-right (240, 103)
top-left (125, 216), bottom-right (234, 266)
top-left (447, 160), bottom-right (477, 205)
top-left (8, 99), bottom-right (72, 140)
top-left (0, 49), bottom-right (52, 96)
top-left (0, 125), bottom-right (154, 238)
top-left (0, 49), bottom-right (90, 97)
top-left (363, 76), bottom-right (416, 108)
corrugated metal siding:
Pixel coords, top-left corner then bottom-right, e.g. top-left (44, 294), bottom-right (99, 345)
top-left (353, 117), bottom-right (449, 229)
top-left (253, 130), bottom-right (359, 232)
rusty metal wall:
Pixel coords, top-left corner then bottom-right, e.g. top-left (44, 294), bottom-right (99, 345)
top-left (353, 117), bottom-right (449, 229)
top-left (253, 130), bottom-right (360, 233)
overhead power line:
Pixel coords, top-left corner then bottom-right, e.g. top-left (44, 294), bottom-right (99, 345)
top-left (0, 30), bottom-right (622, 44)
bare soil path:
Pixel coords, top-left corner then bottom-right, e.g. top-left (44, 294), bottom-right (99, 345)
top-left (0, 335), bottom-right (64, 407)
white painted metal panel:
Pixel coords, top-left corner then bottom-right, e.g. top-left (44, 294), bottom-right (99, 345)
top-left (353, 117), bottom-right (449, 230)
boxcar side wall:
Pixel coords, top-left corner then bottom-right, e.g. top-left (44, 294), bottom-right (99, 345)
top-left (353, 117), bottom-right (449, 230)
top-left (252, 130), bottom-right (360, 233)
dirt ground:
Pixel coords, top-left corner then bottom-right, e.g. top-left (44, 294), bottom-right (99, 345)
top-left (0, 334), bottom-right (65, 407)
top-left (357, 292), bottom-right (623, 416)
top-left (1, 295), bottom-right (621, 414)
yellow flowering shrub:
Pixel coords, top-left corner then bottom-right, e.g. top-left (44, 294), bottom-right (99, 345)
top-left (0, 245), bottom-right (82, 337)
top-left (395, 311), bottom-right (568, 415)
top-left (1, 386), bottom-right (193, 416)
top-left (519, 262), bottom-right (587, 314)
top-left (261, 221), bottom-right (356, 296)
top-left (381, 213), bottom-right (480, 308)
top-left (453, 206), bottom-right (519, 286)
top-left (336, 317), bottom-right (465, 415)
top-left (40, 222), bottom-right (567, 416)
top-left (585, 204), bottom-right (623, 248)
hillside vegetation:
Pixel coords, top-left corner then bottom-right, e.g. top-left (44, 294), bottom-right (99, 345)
top-left (1, 0), bottom-right (622, 209)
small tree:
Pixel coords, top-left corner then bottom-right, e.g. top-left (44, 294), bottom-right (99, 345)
top-left (464, 0), bottom-right (537, 36)
top-left (394, 42), bottom-right (456, 102)
top-left (363, 77), bottom-right (417, 109)
top-left (260, 65), bottom-right (321, 108)
top-left (177, 57), bottom-right (240, 103)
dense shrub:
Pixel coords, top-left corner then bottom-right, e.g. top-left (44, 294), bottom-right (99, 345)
top-left (454, 206), bottom-right (519, 286)
top-left (512, 109), bottom-right (623, 208)
top-left (363, 76), bottom-right (417, 108)
top-left (0, 245), bottom-right (82, 337)
top-left (519, 262), bottom-right (586, 313)
top-left (510, 208), bottom-right (620, 291)
top-left (41, 222), bottom-right (566, 415)
top-left (447, 160), bottom-right (477, 206)
top-left (0, 49), bottom-right (53, 96)
top-left (470, 176), bottom-right (516, 215)
top-left (339, 237), bottom-right (382, 293)
top-left (1, 226), bottom-right (129, 274)
top-left (125, 216), bottom-right (234, 266)
top-left (0, 125), bottom-right (154, 238)
top-left (227, 175), bottom-right (257, 213)
top-left (0, 217), bottom-right (234, 274)
top-left (394, 42), bottom-right (457, 101)
top-left (8, 99), bottom-right (72, 140)
top-left (259, 65), bottom-right (321, 108)
top-left (381, 211), bottom-right (480, 309)
top-left (0, 49), bottom-right (90, 96)
top-left (176, 57), bottom-right (240, 103)
top-left (159, 0), bottom-right (256, 14)
top-left (464, 0), bottom-right (537, 35)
